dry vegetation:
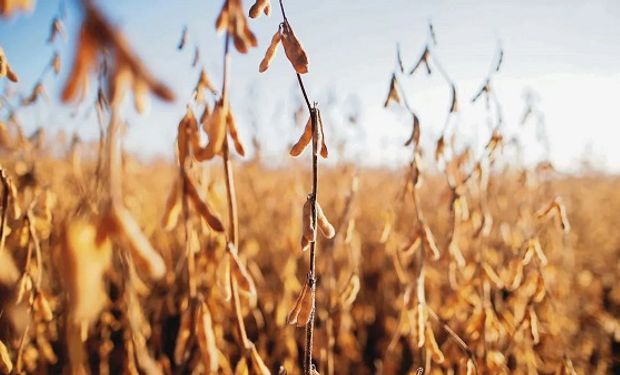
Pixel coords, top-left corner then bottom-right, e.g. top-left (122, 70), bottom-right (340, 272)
top-left (1, 0), bottom-right (619, 374)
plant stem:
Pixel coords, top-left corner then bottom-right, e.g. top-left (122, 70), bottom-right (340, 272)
top-left (181, 168), bottom-right (196, 298)
top-left (277, 1), bottom-right (320, 372)
top-left (220, 31), bottom-right (250, 350)
top-left (303, 108), bottom-right (319, 375)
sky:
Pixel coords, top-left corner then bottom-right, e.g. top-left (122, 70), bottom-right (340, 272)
top-left (1, 0), bottom-right (619, 172)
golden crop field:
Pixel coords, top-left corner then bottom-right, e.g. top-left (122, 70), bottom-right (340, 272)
top-left (0, 0), bottom-right (619, 374)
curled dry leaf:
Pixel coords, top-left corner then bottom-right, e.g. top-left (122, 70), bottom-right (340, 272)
top-left (216, 0), bottom-right (257, 53)
top-left (0, 339), bottom-right (12, 374)
top-left (61, 219), bottom-right (112, 330)
top-left (183, 173), bottom-right (225, 232)
top-left (200, 100), bottom-right (227, 160)
top-left (384, 74), bottom-right (400, 107)
top-left (62, 3), bottom-right (174, 111)
top-left (259, 29), bottom-right (281, 73)
top-left (537, 197), bottom-right (570, 233)
top-left (228, 244), bottom-right (257, 299)
top-left (317, 109), bottom-right (329, 158)
top-left (226, 108), bottom-right (246, 156)
top-left (422, 224), bottom-right (440, 260)
top-left (196, 301), bottom-right (219, 373)
top-left (405, 114), bottom-right (420, 147)
top-left (290, 115), bottom-right (312, 157)
top-left (110, 206), bottom-right (166, 280)
top-left (249, 0), bottom-right (271, 18)
top-left (286, 280), bottom-right (314, 327)
top-left (195, 68), bottom-right (217, 102)
top-left (280, 22), bottom-right (309, 74)
top-left (316, 202), bottom-right (335, 239)
top-left (177, 108), bottom-right (198, 166)
top-left (300, 196), bottom-right (335, 251)
top-left (0, 47), bottom-right (19, 82)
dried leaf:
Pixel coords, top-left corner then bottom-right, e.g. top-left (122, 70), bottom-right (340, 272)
top-left (62, 4), bottom-right (174, 108)
top-left (384, 74), bottom-right (400, 107)
top-left (422, 224), bottom-right (440, 260)
top-left (0, 47), bottom-right (19, 82)
top-left (259, 29), bottom-right (281, 72)
top-left (404, 114), bottom-right (420, 146)
top-left (226, 108), bottom-right (245, 156)
top-left (290, 115), bottom-right (312, 157)
top-left (195, 68), bottom-right (217, 102)
top-left (280, 22), bottom-right (309, 74)
top-left (317, 202), bottom-right (335, 239)
top-left (287, 280), bottom-right (314, 327)
top-left (200, 100), bottom-right (227, 159)
top-left (183, 173), bottom-right (225, 232)
top-left (228, 245), bottom-right (257, 299)
top-left (249, 0), bottom-right (271, 19)
top-left (216, 0), bottom-right (257, 53)
top-left (317, 109), bottom-right (329, 158)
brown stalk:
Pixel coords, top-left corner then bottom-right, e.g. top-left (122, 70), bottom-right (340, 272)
top-left (277, 1), bottom-right (321, 374)
top-left (220, 29), bottom-right (254, 357)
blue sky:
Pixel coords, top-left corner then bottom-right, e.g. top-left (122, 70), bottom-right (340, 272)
top-left (1, 0), bottom-right (619, 171)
